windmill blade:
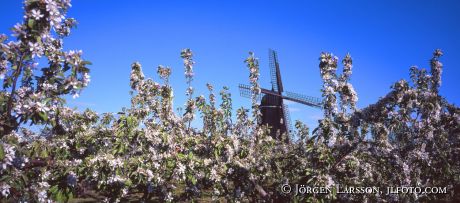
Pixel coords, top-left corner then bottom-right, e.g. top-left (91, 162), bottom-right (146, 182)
top-left (269, 49), bottom-right (283, 93)
top-left (238, 84), bottom-right (263, 101)
top-left (282, 103), bottom-right (293, 136)
top-left (274, 50), bottom-right (284, 94)
top-left (284, 91), bottom-right (323, 109)
top-left (269, 49), bottom-right (278, 92)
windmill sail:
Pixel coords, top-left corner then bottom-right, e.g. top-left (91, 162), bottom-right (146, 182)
top-left (282, 103), bottom-right (293, 135)
top-left (269, 49), bottom-right (284, 93)
top-left (284, 91), bottom-right (322, 108)
top-left (238, 84), bottom-right (263, 101)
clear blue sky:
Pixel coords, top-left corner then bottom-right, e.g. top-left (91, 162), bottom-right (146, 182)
top-left (1, 0), bottom-right (459, 130)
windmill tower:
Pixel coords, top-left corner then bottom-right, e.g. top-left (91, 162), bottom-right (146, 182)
top-left (239, 49), bottom-right (322, 142)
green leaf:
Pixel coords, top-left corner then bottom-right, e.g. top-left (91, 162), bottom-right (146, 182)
top-left (40, 148), bottom-right (48, 158)
top-left (38, 111), bottom-right (48, 122)
top-left (49, 185), bottom-right (59, 194)
top-left (67, 191), bottom-right (74, 201)
top-left (125, 179), bottom-right (133, 187)
top-left (166, 159), bottom-right (175, 169)
top-left (28, 19), bottom-right (35, 29)
top-left (21, 173), bottom-right (28, 183)
top-left (3, 77), bottom-right (13, 88)
top-left (0, 174), bottom-right (9, 182)
top-left (56, 190), bottom-right (64, 202)
top-left (82, 60), bottom-right (92, 65)
top-left (188, 174), bottom-right (197, 185)
top-left (191, 177), bottom-right (197, 185)
top-left (0, 144), bottom-right (4, 160)
top-left (214, 149), bottom-right (219, 158)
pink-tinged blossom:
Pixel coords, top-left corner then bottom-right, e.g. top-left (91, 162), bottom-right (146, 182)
top-left (62, 0), bottom-right (72, 8)
top-left (28, 42), bottom-right (43, 58)
top-left (12, 23), bottom-right (26, 37)
top-left (44, 0), bottom-right (64, 28)
top-left (0, 60), bottom-right (6, 79)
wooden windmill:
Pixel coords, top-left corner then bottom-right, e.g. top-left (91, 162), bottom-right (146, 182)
top-left (239, 49), bottom-right (322, 142)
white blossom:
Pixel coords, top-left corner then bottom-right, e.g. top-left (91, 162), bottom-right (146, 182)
top-left (82, 72), bottom-right (91, 87)
top-left (30, 9), bottom-right (44, 20)
top-left (0, 183), bottom-right (10, 197)
top-left (1, 143), bottom-right (15, 170)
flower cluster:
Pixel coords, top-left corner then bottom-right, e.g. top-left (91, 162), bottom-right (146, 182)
top-left (181, 48), bottom-right (196, 127)
top-left (157, 65), bottom-right (172, 83)
top-left (319, 52), bottom-right (339, 118)
top-left (0, 0), bottom-right (90, 136)
top-left (244, 52), bottom-right (262, 127)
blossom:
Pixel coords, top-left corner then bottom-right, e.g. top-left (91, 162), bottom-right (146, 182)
top-left (92, 170), bottom-right (99, 178)
top-left (41, 82), bottom-right (57, 92)
top-left (0, 60), bottom-right (6, 79)
top-left (176, 163), bottom-right (186, 175)
top-left (65, 50), bottom-right (83, 66)
top-left (12, 23), bottom-right (26, 37)
top-left (210, 166), bottom-right (221, 182)
top-left (34, 101), bottom-right (50, 112)
top-left (45, 0), bottom-right (58, 14)
top-left (62, 0), bottom-right (72, 8)
top-left (181, 48), bottom-right (195, 81)
top-left (146, 169), bottom-right (154, 180)
top-left (36, 181), bottom-right (50, 202)
top-left (107, 175), bottom-right (126, 184)
top-left (1, 143), bottom-right (15, 170)
top-left (28, 42), bottom-right (43, 58)
top-left (72, 92), bottom-right (79, 99)
top-left (203, 158), bottom-right (212, 166)
top-left (157, 65), bottom-right (171, 81)
top-left (165, 192), bottom-right (173, 202)
top-left (325, 175), bottom-right (335, 188)
top-left (82, 72), bottom-right (91, 87)
top-left (42, 171), bottom-right (51, 180)
top-left (30, 9), bottom-right (44, 20)
top-left (45, 0), bottom-right (64, 28)
top-left (0, 183), bottom-right (10, 197)
top-left (121, 188), bottom-right (128, 197)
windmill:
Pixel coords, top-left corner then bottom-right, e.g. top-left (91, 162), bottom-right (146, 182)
top-left (239, 49), bottom-right (322, 142)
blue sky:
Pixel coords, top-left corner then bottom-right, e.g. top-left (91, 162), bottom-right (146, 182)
top-left (1, 0), bottom-right (459, 130)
